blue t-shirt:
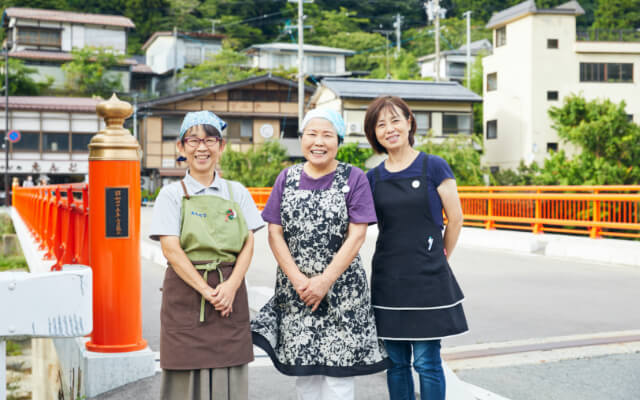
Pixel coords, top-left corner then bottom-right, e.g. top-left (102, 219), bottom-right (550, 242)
top-left (366, 152), bottom-right (455, 229)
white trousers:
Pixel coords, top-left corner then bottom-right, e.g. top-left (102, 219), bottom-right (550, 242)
top-left (295, 375), bottom-right (355, 400)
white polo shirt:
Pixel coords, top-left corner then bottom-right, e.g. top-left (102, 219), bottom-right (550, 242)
top-left (149, 172), bottom-right (265, 241)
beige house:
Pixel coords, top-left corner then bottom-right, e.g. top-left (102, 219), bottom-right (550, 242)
top-left (482, 0), bottom-right (640, 171)
top-left (309, 78), bottom-right (482, 149)
top-left (137, 74), bottom-right (313, 180)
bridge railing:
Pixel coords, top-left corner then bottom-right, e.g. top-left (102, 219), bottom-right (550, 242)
top-left (249, 185), bottom-right (640, 239)
top-left (12, 182), bottom-right (89, 270)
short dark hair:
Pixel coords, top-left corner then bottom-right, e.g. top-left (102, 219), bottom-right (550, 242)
top-left (181, 124), bottom-right (221, 144)
top-left (364, 96), bottom-right (417, 154)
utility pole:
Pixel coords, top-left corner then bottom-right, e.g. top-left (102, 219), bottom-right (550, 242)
top-left (374, 28), bottom-right (394, 79)
top-left (288, 0), bottom-right (313, 128)
top-left (463, 11), bottom-right (472, 88)
top-left (4, 38), bottom-right (10, 206)
top-left (172, 26), bottom-right (178, 93)
top-left (210, 19), bottom-right (220, 34)
top-left (434, 0), bottom-right (440, 82)
top-left (393, 13), bottom-right (403, 58)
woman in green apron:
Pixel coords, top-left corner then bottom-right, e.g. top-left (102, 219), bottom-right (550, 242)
top-left (149, 111), bottom-right (265, 400)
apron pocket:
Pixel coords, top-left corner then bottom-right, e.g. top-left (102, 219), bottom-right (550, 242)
top-left (161, 266), bottom-right (200, 331)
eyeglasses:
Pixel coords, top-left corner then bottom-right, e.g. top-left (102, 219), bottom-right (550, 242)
top-left (183, 137), bottom-right (222, 148)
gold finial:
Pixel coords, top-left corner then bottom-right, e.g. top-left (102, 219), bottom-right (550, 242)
top-left (89, 93), bottom-right (141, 161)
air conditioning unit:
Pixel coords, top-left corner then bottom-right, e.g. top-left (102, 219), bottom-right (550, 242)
top-left (348, 122), bottom-right (361, 134)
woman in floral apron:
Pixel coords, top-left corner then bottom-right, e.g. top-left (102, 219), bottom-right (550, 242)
top-left (364, 96), bottom-right (468, 400)
top-left (149, 111), bottom-right (264, 400)
top-left (251, 109), bottom-right (389, 400)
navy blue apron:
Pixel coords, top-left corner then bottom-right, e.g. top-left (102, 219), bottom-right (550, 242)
top-left (371, 154), bottom-right (468, 340)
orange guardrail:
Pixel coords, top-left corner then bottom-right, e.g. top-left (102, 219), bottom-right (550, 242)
top-left (12, 182), bottom-right (90, 270)
top-left (249, 185), bottom-right (640, 239)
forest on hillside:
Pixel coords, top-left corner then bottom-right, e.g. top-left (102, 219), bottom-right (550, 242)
top-left (2, 0), bottom-right (638, 56)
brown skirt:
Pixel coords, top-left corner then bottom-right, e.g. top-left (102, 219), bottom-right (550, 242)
top-left (160, 365), bottom-right (248, 400)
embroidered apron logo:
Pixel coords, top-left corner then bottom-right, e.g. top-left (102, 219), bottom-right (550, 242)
top-left (226, 209), bottom-right (236, 221)
top-left (191, 211), bottom-right (207, 218)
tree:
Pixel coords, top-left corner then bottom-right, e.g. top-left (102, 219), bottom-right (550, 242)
top-left (0, 58), bottom-right (53, 95)
top-left (592, 0), bottom-right (640, 31)
top-left (305, 7), bottom-right (368, 45)
top-left (336, 143), bottom-right (373, 170)
top-left (62, 47), bottom-right (125, 98)
top-left (415, 135), bottom-right (487, 186)
top-left (220, 141), bottom-right (290, 187)
top-left (178, 42), bottom-right (263, 89)
top-left (323, 31), bottom-right (386, 72)
top-left (369, 50), bottom-right (422, 80)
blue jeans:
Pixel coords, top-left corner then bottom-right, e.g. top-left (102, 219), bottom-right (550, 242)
top-left (384, 340), bottom-right (445, 400)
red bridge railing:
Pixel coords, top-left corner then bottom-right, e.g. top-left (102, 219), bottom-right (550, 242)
top-left (12, 182), bottom-right (89, 271)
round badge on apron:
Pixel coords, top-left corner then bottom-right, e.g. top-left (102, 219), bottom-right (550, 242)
top-left (411, 180), bottom-right (420, 189)
top-left (342, 185), bottom-right (350, 193)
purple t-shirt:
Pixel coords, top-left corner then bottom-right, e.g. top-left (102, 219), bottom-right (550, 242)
top-left (366, 152), bottom-right (455, 229)
top-left (262, 164), bottom-right (377, 225)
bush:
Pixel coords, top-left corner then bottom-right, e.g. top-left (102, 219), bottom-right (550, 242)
top-left (336, 142), bottom-right (374, 170)
top-left (415, 136), bottom-right (487, 186)
top-left (220, 141), bottom-right (291, 187)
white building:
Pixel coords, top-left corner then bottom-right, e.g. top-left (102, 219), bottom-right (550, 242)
top-left (482, 0), bottom-right (640, 170)
top-left (244, 43), bottom-right (355, 76)
top-left (418, 39), bottom-right (492, 82)
top-left (0, 96), bottom-right (105, 185)
top-left (142, 31), bottom-right (224, 75)
top-left (1, 7), bottom-right (140, 92)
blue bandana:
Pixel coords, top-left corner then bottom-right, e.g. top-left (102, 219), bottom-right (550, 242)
top-left (178, 111), bottom-right (227, 141)
top-left (301, 109), bottom-right (346, 138)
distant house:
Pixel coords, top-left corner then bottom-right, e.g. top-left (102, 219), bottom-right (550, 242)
top-left (417, 39), bottom-right (492, 82)
top-left (1, 7), bottom-right (149, 93)
top-left (244, 43), bottom-right (355, 76)
top-left (137, 74), bottom-right (314, 180)
top-left (142, 31), bottom-right (225, 96)
top-left (309, 78), bottom-right (482, 150)
top-left (0, 96), bottom-right (105, 189)
top-left (482, 0), bottom-right (640, 170)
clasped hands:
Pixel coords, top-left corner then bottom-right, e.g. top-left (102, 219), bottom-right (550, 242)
top-left (202, 280), bottom-right (238, 318)
top-left (293, 274), bottom-right (333, 312)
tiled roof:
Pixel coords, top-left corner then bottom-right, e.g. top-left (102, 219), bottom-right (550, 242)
top-left (142, 31), bottom-right (225, 51)
top-left (245, 42), bottom-right (355, 56)
top-left (486, 0), bottom-right (584, 29)
top-left (0, 96), bottom-right (102, 112)
top-left (320, 78), bottom-right (482, 103)
top-left (3, 7), bottom-right (135, 28)
top-left (9, 50), bottom-right (138, 65)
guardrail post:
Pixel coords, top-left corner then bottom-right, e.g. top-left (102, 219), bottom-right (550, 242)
top-left (485, 189), bottom-right (495, 230)
top-left (533, 189), bottom-right (543, 234)
top-left (85, 94), bottom-right (147, 353)
top-left (590, 189), bottom-right (602, 239)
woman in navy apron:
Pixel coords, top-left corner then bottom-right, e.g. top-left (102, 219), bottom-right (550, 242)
top-left (363, 96), bottom-right (468, 400)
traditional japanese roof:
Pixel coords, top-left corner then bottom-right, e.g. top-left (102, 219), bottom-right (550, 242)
top-left (318, 78), bottom-right (482, 103)
top-left (244, 42), bottom-right (355, 56)
top-left (2, 7), bottom-right (135, 28)
top-left (486, 0), bottom-right (585, 29)
top-left (0, 96), bottom-right (102, 112)
top-left (139, 74), bottom-right (315, 109)
top-left (142, 31), bottom-right (226, 51)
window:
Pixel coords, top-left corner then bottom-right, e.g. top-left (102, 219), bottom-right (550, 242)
top-left (487, 72), bottom-right (497, 91)
top-left (229, 89), bottom-right (297, 102)
top-left (496, 27), bottom-right (506, 47)
top-left (443, 113), bottom-right (472, 135)
top-left (185, 46), bottom-right (201, 65)
top-left (281, 118), bottom-right (299, 138)
top-left (486, 120), bottom-right (497, 139)
top-left (72, 134), bottom-right (93, 152)
top-left (490, 166), bottom-right (500, 175)
top-left (447, 62), bottom-right (466, 79)
top-left (547, 142), bottom-right (558, 152)
top-left (162, 117), bottom-right (182, 140)
top-left (17, 27), bottom-right (61, 47)
top-left (12, 132), bottom-right (39, 151)
top-left (43, 133), bottom-right (69, 152)
top-left (547, 91), bottom-right (559, 101)
top-left (307, 56), bottom-right (336, 74)
top-left (272, 53), bottom-right (296, 69)
top-left (580, 63), bottom-right (634, 82)
top-left (241, 120), bottom-right (252, 138)
top-left (547, 39), bottom-right (558, 49)
top-left (627, 114), bottom-right (634, 122)
top-left (414, 112), bottom-right (431, 135)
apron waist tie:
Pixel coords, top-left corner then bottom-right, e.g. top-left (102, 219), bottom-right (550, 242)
top-left (195, 262), bottom-right (224, 322)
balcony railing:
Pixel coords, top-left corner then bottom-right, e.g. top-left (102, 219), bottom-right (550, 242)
top-left (577, 29), bottom-right (640, 42)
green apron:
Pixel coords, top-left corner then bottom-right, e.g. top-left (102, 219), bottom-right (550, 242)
top-left (160, 179), bottom-right (253, 370)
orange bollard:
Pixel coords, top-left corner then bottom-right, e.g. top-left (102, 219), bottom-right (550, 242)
top-left (85, 94), bottom-right (147, 353)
